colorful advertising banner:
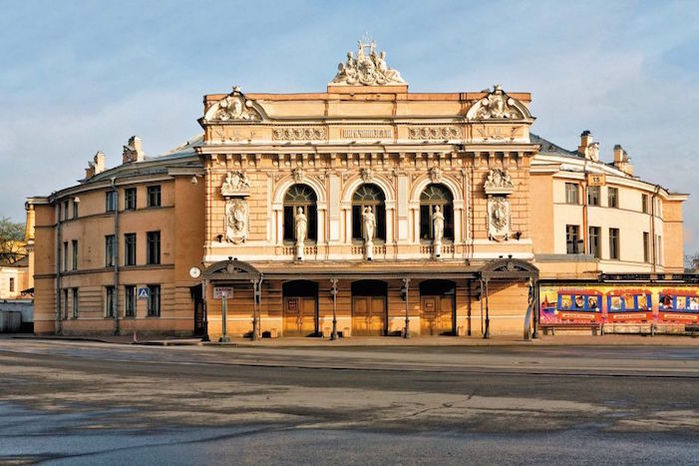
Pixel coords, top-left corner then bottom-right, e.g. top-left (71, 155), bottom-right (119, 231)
top-left (539, 283), bottom-right (699, 326)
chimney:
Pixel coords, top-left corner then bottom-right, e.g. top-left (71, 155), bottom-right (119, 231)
top-left (85, 151), bottom-right (106, 179)
top-left (93, 151), bottom-right (105, 174)
top-left (612, 144), bottom-right (634, 176)
top-left (123, 136), bottom-right (145, 163)
top-left (577, 130), bottom-right (599, 161)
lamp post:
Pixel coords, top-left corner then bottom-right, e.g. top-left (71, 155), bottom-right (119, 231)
top-left (251, 279), bottom-right (259, 341)
top-left (202, 279), bottom-right (210, 342)
top-left (330, 278), bottom-right (338, 340)
top-left (402, 278), bottom-right (410, 339)
top-left (220, 290), bottom-right (230, 343)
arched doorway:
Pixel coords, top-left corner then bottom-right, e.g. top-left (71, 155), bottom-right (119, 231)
top-left (351, 280), bottom-right (387, 336)
top-left (283, 280), bottom-right (318, 336)
top-left (420, 279), bottom-right (455, 335)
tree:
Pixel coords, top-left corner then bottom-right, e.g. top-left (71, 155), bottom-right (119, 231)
top-left (0, 217), bottom-right (25, 264)
top-left (684, 253), bottom-right (699, 272)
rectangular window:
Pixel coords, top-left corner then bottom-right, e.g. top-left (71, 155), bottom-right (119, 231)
top-left (125, 285), bottom-right (136, 318)
top-left (63, 289), bottom-right (69, 319)
top-left (566, 224), bottom-right (580, 254)
top-left (609, 228), bottom-right (620, 260)
top-left (125, 188), bottom-right (137, 210)
top-left (587, 186), bottom-right (600, 206)
top-left (63, 201), bottom-right (69, 221)
top-left (607, 187), bottom-right (618, 208)
top-left (124, 233), bottom-right (137, 266)
top-left (105, 286), bottom-right (115, 318)
top-left (72, 288), bottom-right (79, 318)
top-left (643, 232), bottom-right (650, 263)
top-left (147, 284), bottom-right (161, 317)
top-left (641, 193), bottom-right (649, 213)
top-left (9, 277), bottom-right (14, 292)
top-left (62, 242), bottom-right (68, 271)
top-left (588, 226), bottom-right (601, 258)
top-left (72, 199), bottom-right (79, 219)
top-left (105, 235), bottom-right (116, 267)
top-left (106, 190), bottom-right (117, 212)
top-left (146, 231), bottom-right (160, 265)
top-left (71, 239), bottom-right (78, 270)
top-left (565, 183), bottom-right (579, 205)
top-left (147, 186), bottom-right (161, 207)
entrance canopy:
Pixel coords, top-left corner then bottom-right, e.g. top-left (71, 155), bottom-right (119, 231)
top-left (203, 258), bottom-right (261, 282)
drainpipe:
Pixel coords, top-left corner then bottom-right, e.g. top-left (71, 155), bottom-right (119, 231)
top-left (55, 201), bottom-right (63, 335)
top-left (581, 162), bottom-right (588, 255)
top-left (112, 178), bottom-right (120, 335)
top-left (650, 185), bottom-right (660, 272)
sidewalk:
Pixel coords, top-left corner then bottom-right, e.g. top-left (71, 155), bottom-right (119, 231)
top-left (11, 333), bottom-right (699, 347)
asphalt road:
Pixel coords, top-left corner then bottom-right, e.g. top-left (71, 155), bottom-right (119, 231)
top-left (0, 339), bottom-right (697, 465)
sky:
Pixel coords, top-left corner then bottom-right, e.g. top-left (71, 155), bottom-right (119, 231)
top-left (0, 0), bottom-right (697, 252)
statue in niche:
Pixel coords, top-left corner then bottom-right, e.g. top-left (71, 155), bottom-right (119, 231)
top-left (362, 206), bottom-right (376, 260)
top-left (432, 205), bottom-right (445, 258)
top-left (294, 206), bottom-right (307, 260)
top-left (225, 198), bottom-right (249, 244)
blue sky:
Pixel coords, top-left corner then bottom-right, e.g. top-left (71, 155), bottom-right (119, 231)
top-left (1, 0), bottom-right (697, 253)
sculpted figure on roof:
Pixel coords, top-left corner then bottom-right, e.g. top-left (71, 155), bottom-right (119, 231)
top-left (331, 39), bottom-right (406, 86)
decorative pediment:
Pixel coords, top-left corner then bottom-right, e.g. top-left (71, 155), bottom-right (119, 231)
top-left (466, 85), bottom-right (532, 121)
top-left (330, 37), bottom-right (406, 86)
top-left (204, 87), bottom-right (264, 123)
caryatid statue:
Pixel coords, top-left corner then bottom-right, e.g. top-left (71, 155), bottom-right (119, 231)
top-left (294, 206), bottom-right (307, 260)
top-left (362, 206), bottom-right (376, 260)
top-left (432, 205), bottom-right (445, 258)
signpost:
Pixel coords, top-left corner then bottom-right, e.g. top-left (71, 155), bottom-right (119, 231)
top-left (137, 287), bottom-right (150, 300)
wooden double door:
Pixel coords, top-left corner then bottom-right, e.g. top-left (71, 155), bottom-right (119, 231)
top-left (420, 295), bottom-right (454, 335)
top-left (352, 296), bottom-right (386, 336)
top-left (283, 297), bottom-right (317, 336)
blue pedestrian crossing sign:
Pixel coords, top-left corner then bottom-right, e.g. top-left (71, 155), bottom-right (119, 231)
top-left (137, 287), bottom-right (150, 299)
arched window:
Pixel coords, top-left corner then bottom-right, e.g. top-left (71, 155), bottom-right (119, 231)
top-left (284, 184), bottom-right (317, 243)
top-left (420, 184), bottom-right (454, 241)
top-left (352, 184), bottom-right (386, 242)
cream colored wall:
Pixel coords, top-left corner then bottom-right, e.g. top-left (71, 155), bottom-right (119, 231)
top-left (549, 174), bottom-right (678, 273)
top-left (0, 267), bottom-right (27, 299)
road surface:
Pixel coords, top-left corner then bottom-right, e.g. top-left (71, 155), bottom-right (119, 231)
top-left (0, 339), bottom-right (697, 465)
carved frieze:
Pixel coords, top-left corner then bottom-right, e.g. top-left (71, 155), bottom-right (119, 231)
top-left (408, 126), bottom-right (461, 140)
top-left (429, 167), bottom-right (442, 183)
top-left (221, 171), bottom-right (251, 197)
top-left (487, 197), bottom-right (510, 242)
top-left (292, 168), bottom-right (305, 183)
top-left (483, 168), bottom-right (514, 196)
top-left (272, 127), bottom-right (326, 141)
top-left (225, 198), bottom-right (249, 244)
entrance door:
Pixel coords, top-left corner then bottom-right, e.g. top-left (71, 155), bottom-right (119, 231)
top-left (191, 286), bottom-right (204, 336)
top-left (420, 295), bottom-right (454, 335)
top-left (283, 297), bottom-right (316, 336)
top-left (352, 296), bottom-right (386, 336)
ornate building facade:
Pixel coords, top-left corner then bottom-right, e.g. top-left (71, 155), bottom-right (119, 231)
top-left (28, 41), bottom-right (691, 338)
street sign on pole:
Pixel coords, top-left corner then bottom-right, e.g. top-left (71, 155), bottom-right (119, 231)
top-left (213, 287), bottom-right (234, 299)
top-left (137, 287), bottom-right (150, 300)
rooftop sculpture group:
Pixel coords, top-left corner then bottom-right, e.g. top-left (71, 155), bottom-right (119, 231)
top-left (331, 39), bottom-right (406, 86)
